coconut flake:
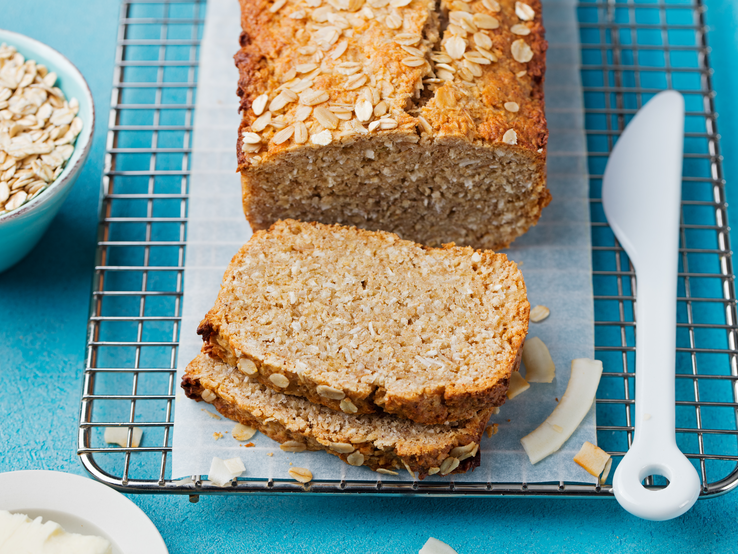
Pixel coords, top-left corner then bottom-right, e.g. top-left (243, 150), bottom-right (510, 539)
top-left (506, 371), bottom-right (530, 400)
top-left (419, 538), bottom-right (459, 554)
top-left (232, 423), bottom-right (257, 441)
top-left (522, 336), bottom-right (556, 383)
top-left (520, 358), bottom-right (603, 464)
top-left (573, 441), bottom-right (611, 478)
top-left (104, 426), bottom-right (143, 448)
top-left (601, 457), bottom-right (613, 483)
top-left (208, 456), bottom-right (246, 487)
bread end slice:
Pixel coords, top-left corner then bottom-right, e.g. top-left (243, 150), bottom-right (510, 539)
top-left (182, 353), bottom-right (488, 479)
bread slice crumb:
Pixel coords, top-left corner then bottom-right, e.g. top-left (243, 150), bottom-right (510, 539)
top-left (199, 220), bottom-right (529, 424)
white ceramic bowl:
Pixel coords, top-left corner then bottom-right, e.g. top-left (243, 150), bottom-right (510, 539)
top-left (0, 29), bottom-right (95, 273)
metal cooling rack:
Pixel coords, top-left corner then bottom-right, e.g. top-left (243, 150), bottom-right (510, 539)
top-left (78, 0), bottom-right (738, 498)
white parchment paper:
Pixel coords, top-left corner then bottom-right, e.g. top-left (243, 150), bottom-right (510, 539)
top-left (172, 0), bottom-right (597, 484)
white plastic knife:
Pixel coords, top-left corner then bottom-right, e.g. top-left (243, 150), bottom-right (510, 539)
top-left (603, 90), bottom-right (701, 520)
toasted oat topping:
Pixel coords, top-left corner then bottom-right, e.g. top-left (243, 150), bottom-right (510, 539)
top-left (237, 358), bottom-right (259, 376)
top-left (232, 423), bottom-right (258, 441)
top-left (473, 13), bottom-right (499, 29)
top-left (317, 384), bottom-right (346, 399)
top-left (340, 398), bottom-right (358, 414)
top-left (347, 451), bottom-right (365, 466)
top-left (252, 93), bottom-right (268, 115)
top-left (511, 39), bottom-right (534, 63)
top-left (310, 129), bottom-right (333, 145)
top-left (269, 373), bottom-right (291, 388)
top-left (236, 0), bottom-right (543, 160)
top-left (251, 112), bottom-right (272, 132)
top-left (515, 1), bottom-right (535, 20)
top-left (314, 106), bottom-right (339, 129)
top-left (281, 440), bottom-right (308, 452)
top-left (242, 132), bottom-right (261, 144)
top-left (439, 456), bottom-right (460, 475)
top-left (272, 125), bottom-right (296, 145)
top-left (330, 442), bottom-right (356, 453)
top-left (502, 128), bottom-right (517, 144)
top-left (529, 304), bottom-right (550, 322)
top-left (449, 442), bottom-right (478, 460)
top-left (510, 23), bottom-right (530, 35)
top-left (288, 466), bottom-right (313, 483)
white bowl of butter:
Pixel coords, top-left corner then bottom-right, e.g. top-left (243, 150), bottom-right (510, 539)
top-left (0, 470), bottom-right (168, 554)
top-left (0, 510), bottom-right (111, 553)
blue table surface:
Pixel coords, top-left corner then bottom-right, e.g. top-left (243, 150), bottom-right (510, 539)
top-left (2, 1), bottom-right (738, 553)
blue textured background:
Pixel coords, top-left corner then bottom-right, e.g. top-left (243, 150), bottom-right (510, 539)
top-left (1, 1), bottom-right (737, 553)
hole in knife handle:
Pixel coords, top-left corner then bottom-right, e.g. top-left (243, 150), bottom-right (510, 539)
top-left (637, 462), bottom-right (675, 490)
top-left (640, 471), bottom-right (671, 490)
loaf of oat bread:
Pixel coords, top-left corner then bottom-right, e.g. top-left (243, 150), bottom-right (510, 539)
top-left (235, 0), bottom-right (549, 250)
top-left (182, 353), bottom-right (487, 478)
top-left (198, 219), bottom-right (529, 424)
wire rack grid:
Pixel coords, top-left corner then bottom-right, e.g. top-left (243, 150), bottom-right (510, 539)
top-left (78, 0), bottom-right (738, 498)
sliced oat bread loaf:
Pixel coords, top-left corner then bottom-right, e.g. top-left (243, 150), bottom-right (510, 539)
top-left (235, 0), bottom-right (549, 250)
top-left (198, 219), bottom-right (529, 424)
top-left (182, 353), bottom-right (487, 478)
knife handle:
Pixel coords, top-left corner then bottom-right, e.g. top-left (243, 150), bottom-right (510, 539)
top-left (602, 90), bottom-right (701, 520)
top-left (632, 245), bottom-right (679, 444)
top-left (612, 201), bottom-right (700, 521)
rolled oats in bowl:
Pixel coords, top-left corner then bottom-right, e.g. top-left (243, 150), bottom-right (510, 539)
top-left (0, 42), bottom-right (83, 216)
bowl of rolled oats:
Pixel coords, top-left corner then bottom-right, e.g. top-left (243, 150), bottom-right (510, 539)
top-left (0, 29), bottom-right (94, 272)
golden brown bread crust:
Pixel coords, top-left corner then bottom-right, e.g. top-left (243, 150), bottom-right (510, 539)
top-left (233, 0), bottom-right (549, 249)
top-left (234, 0), bottom-right (547, 161)
top-left (182, 353), bottom-right (487, 479)
top-left (198, 219), bottom-right (529, 424)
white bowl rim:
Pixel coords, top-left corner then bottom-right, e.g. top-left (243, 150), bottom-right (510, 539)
top-left (0, 28), bottom-right (95, 224)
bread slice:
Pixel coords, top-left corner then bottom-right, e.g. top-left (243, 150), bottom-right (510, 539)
top-left (182, 353), bottom-right (488, 479)
top-left (198, 219), bottom-right (529, 424)
top-left (235, 0), bottom-right (549, 250)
